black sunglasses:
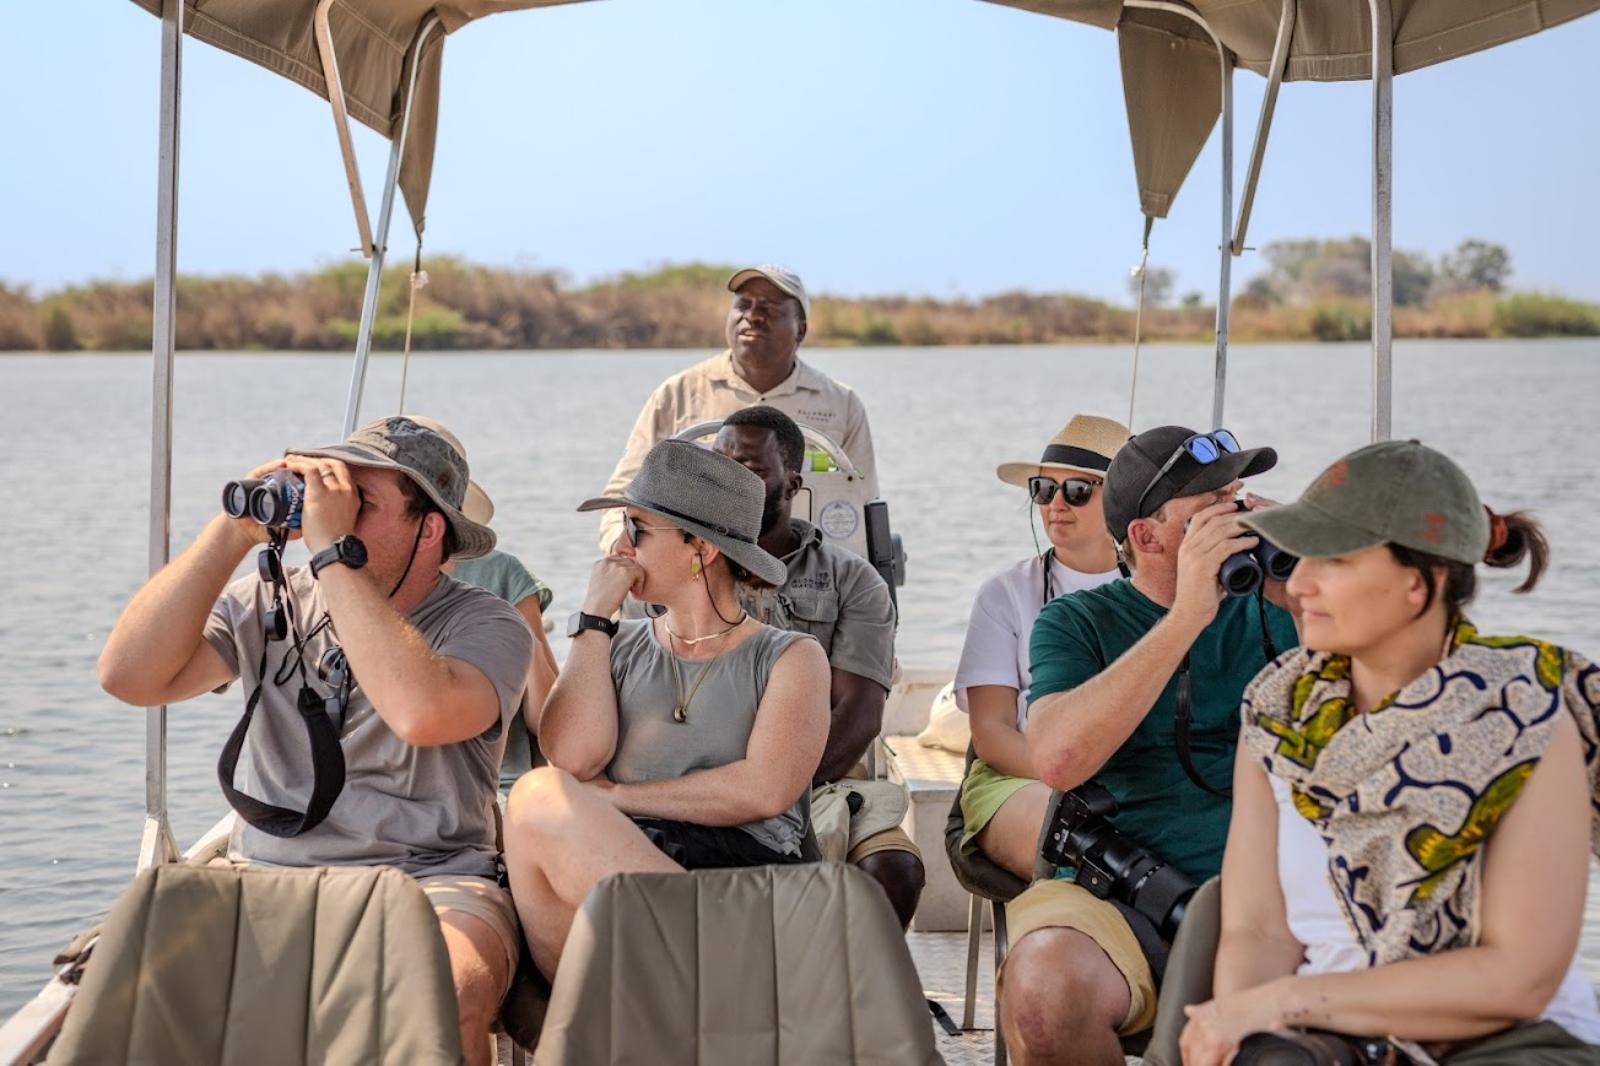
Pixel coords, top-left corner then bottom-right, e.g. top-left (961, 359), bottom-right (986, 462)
top-left (1133, 429), bottom-right (1241, 520)
top-left (1028, 475), bottom-right (1100, 508)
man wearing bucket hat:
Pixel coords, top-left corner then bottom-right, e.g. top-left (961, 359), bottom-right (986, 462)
top-left (99, 415), bottom-right (534, 1066)
top-left (996, 425), bottom-right (1300, 1065)
top-left (593, 264), bottom-right (878, 551)
top-left (504, 439), bottom-right (831, 979)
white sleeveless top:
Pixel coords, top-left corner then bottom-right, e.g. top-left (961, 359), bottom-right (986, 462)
top-left (1269, 776), bottom-right (1600, 1043)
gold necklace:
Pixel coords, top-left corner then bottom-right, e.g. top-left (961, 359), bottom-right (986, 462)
top-left (664, 620), bottom-right (744, 723)
top-left (664, 613), bottom-right (747, 646)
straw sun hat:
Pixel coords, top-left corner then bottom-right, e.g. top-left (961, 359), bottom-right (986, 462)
top-left (995, 414), bottom-right (1133, 488)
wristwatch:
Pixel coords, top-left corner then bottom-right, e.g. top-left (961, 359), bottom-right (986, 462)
top-left (310, 534), bottom-right (368, 578)
top-left (567, 611), bottom-right (619, 640)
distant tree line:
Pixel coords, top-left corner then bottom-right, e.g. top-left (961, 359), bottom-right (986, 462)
top-left (3, 239), bottom-right (1595, 353)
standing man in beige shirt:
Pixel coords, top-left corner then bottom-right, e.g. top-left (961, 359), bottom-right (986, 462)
top-left (596, 265), bottom-right (878, 550)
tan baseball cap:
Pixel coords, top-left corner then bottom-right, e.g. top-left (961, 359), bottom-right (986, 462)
top-left (727, 264), bottom-right (810, 321)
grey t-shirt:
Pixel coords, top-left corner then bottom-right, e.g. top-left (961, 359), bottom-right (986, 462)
top-left (204, 567), bottom-right (534, 878)
top-left (606, 619), bottom-right (813, 856)
top-left (740, 518), bottom-right (896, 690)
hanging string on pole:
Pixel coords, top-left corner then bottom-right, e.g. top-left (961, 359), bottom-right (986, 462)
top-left (1127, 215), bottom-right (1154, 430)
top-left (397, 242), bottom-right (427, 415)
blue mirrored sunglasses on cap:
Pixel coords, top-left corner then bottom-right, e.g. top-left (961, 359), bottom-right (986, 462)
top-left (1133, 429), bottom-right (1241, 519)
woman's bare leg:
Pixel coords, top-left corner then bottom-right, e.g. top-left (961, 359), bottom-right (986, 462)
top-left (974, 781), bottom-right (1054, 880)
top-left (504, 767), bottom-right (681, 977)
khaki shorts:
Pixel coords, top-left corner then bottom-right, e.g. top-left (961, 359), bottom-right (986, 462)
top-left (846, 825), bottom-right (923, 865)
top-left (418, 874), bottom-right (521, 992)
top-left (1002, 879), bottom-right (1158, 1035)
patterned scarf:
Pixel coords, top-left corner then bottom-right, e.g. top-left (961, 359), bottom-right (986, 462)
top-left (1242, 619), bottom-right (1600, 971)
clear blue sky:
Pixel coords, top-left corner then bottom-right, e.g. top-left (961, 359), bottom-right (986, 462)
top-left (6, 1), bottom-right (1598, 303)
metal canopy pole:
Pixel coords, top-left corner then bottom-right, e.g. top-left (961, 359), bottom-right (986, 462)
top-left (1213, 55), bottom-right (1233, 430)
top-left (1126, 1), bottom-right (1234, 428)
top-left (331, 15), bottom-right (441, 436)
top-left (141, 0), bottom-right (183, 874)
top-left (1369, 0), bottom-right (1394, 441)
top-left (1232, 0), bottom-right (1296, 256)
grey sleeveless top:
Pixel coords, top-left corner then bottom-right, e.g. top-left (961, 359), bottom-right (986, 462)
top-left (607, 619), bottom-right (813, 856)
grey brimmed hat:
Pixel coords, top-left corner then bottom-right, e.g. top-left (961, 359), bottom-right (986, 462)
top-left (1240, 440), bottom-right (1490, 564)
top-left (288, 415), bottom-right (496, 560)
top-left (402, 415), bottom-right (495, 527)
top-left (1103, 425), bottom-right (1278, 543)
top-left (577, 439), bottom-right (789, 586)
top-left (727, 264), bottom-right (810, 322)
top-left (996, 414), bottom-right (1131, 487)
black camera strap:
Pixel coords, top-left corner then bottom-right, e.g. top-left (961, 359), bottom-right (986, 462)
top-left (1172, 592), bottom-right (1282, 800)
top-left (216, 536), bottom-right (347, 838)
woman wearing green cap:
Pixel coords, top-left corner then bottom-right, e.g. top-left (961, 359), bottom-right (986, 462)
top-left (1179, 440), bottom-right (1600, 1065)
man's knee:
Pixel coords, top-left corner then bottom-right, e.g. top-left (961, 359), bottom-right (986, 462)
top-left (854, 850), bottom-right (925, 924)
top-left (439, 911), bottom-right (511, 1025)
top-left (1000, 928), bottom-right (1130, 1053)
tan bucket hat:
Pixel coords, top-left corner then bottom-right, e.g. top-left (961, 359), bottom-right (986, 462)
top-left (402, 415), bottom-right (495, 527)
top-left (996, 414), bottom-right (1132, 487)
top-left (288, 415), bottom-right (495, 559)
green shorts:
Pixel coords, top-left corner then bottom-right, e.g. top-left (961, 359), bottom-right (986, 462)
top-left (958, 756), bottom-right (1036, 854)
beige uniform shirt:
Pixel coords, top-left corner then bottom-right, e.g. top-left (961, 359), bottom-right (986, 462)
top-left (597, 350), bottom-right (878, 549)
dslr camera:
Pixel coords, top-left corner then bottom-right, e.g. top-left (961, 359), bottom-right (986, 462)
top-left (222, 470), bottom-right (305, 529)
top-left (1040, 782), bottom-right (1195, 941)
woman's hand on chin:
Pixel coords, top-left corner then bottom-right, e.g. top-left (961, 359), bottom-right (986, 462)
top-left (1179, 978), bottom-right (1293, 1066)
top-left (582, 556), bottom-right (645, 617)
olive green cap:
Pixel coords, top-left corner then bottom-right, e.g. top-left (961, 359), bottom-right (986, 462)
top-left (1239, 440), bottom-right (1489, 565)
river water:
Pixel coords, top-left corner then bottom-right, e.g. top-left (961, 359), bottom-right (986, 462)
top-left (3, 339), bottom-right (1598, 1015)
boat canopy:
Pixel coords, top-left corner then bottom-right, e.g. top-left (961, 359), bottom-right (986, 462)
top-left (130, 0), bottom-right (1600, 231)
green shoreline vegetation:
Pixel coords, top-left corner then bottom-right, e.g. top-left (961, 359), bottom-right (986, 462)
top-left (5, 238), bottom-right (1597, 353)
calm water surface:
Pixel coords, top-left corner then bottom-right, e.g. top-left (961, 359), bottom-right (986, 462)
top-left (3, 339), bottom-right (1598, 1014)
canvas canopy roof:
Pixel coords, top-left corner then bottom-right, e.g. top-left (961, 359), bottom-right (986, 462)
top-left (133, 0), bottom-right (1598, 231)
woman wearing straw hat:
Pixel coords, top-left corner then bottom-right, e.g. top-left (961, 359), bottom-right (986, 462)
top-left (1179, 441), bottom-right (1600, 1065)
top-left (502, 439), bottom-right (830, 979)
top-left (954, 414), bottom-right (1130, 880)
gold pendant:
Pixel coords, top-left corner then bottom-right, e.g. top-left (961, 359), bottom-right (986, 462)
top-left (672, 705), bottom-right (687, 723)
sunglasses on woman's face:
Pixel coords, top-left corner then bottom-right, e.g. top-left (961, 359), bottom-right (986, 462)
top-left (1028, 475), bottom-right (1100, 508)
top-left (622, 513), bottom-right (680, 545)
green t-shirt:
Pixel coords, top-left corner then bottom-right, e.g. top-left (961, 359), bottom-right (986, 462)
top-left (1027, 579), bottom-right (1297, 883)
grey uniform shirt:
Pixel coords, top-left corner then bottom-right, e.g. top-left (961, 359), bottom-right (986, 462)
top-left (605, 620), bottom-right (813, 856)
top-left (740, 518), bottom-right (896, 691)
top-left (204, 567), bottom-right (534, 879)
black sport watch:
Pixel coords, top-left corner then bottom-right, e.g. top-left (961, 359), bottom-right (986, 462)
top-left (310, 534), bottom-right (368, 579)
top-left (567, 611), bottom-right (619, 639)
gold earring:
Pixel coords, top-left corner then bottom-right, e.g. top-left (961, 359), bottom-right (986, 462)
top-left (691, 557), bottom-right (702, 577)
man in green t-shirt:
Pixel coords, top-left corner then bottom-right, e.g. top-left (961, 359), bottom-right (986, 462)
top-left (998, 425), bottom-right (1300, 1065)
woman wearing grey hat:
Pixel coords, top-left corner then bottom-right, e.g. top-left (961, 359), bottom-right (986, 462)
top-left (1179, 441), bottom-right (1600, 1066)
top-left (953, 413), bottom-right (1128, 880)
top-left (502, 439), bottom-right (830, 980)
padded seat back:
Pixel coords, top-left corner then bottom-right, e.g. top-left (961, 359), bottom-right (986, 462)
top-left (532, 863), bottom-right (943, 1066)
top-left (46, 863), bottom-right (461, 1066)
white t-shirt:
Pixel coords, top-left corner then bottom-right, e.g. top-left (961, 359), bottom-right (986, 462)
top-left (1269, 776), bottom-right (1600, 1043)
top-left (954, 553), bottom-right (1121, 730)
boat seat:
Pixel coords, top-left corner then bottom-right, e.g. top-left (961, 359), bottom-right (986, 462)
top-left (530, 863), bottom-right (943, 1065)
top-left (44, 863), bottom-right (461, 1066)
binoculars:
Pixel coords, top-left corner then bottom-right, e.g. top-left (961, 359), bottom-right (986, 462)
top-left (1220, 501), bottom-right (1297, 597)
top-left (222, 470), bottom-right (304, 529)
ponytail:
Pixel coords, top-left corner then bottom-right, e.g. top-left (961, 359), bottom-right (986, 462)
top-left (1483, 509), bottom-right (1548, 594)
